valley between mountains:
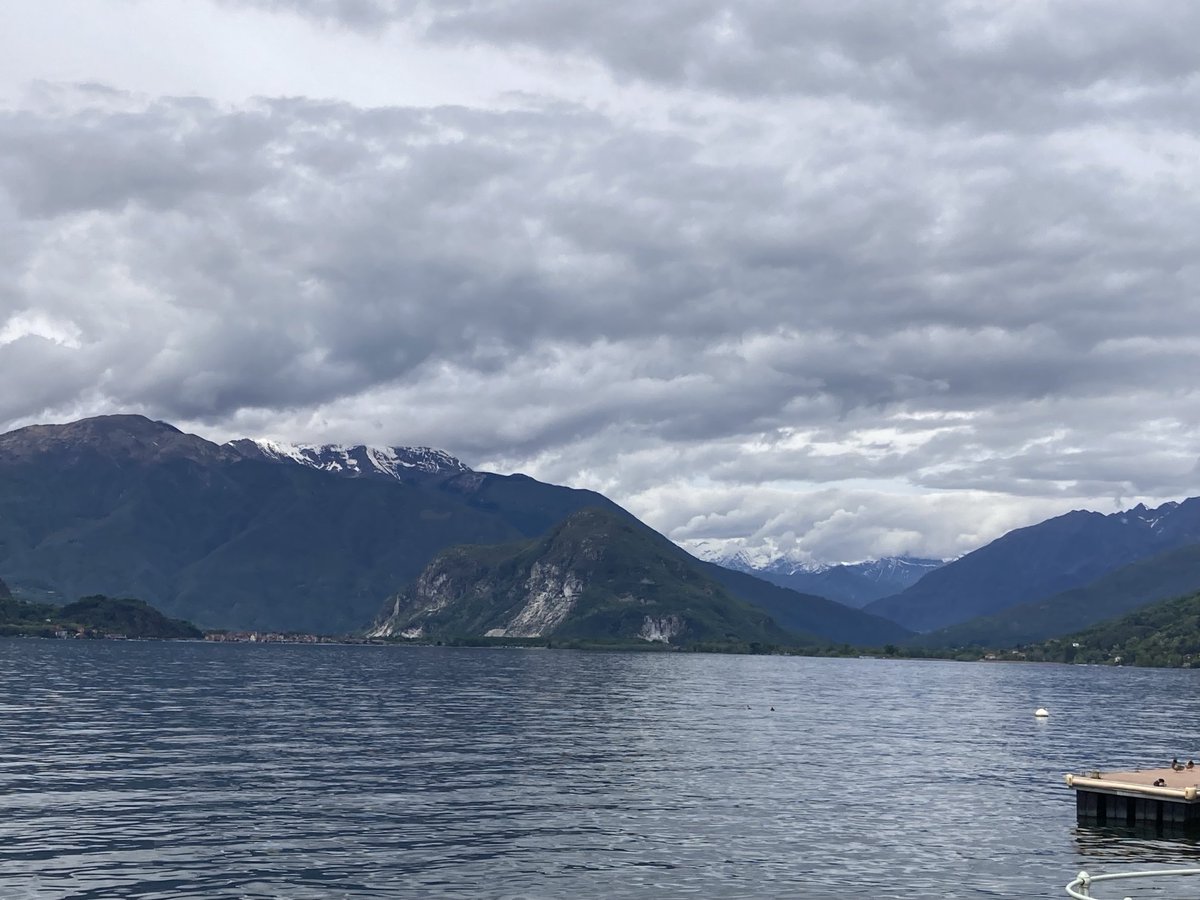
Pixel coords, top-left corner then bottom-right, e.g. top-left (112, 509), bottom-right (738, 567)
top-left (4, 414), bottom-right (1200, 662)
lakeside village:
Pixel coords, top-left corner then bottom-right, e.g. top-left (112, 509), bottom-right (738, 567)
top-left (38, 620), bottom-right (1069, 658)
top-left (33, 625), bottom-right (1152, 665)
top-left (204, 630), bottom-right (378, 644)
top-left (44, 626), bottom-right (379, 645)
top-left (24, 596), bottom-right (1140, 664)
top-left (43, 623), bottom-right (1043, 659)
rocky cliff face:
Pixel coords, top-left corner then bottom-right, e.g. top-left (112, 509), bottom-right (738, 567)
top-left (483, 564), bottom-right (583, 638)
top-left (637, 615), bottom-right (685, 643)
top-left (371, 554), bottom-right (595, 641)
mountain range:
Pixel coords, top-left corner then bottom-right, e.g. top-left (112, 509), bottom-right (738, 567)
top-left (914, 542), bottom-right (1200, 648)
top-left (0, 415), bottom-right (622, 632)
top-left (6, 413), bottom-right (1200, 651)
top-left (697, 498), bottom-right (1200, 646)
top-left (863, 500), bottom-right (1200, 632)
top-left (698, 552), bottom-right (944, 608)
top-left (0, 414), bottom-right (902, 643)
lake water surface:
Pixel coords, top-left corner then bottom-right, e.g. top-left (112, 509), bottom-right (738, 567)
top-left (2, 641), bottom-right (1200, 898)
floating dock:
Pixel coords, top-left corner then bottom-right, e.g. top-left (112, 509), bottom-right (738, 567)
top-left (1066, 767), bottom-right (1200, 827)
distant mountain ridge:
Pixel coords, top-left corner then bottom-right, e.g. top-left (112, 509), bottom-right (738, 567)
top-left (697, 550), bottom-right (944, 609)
top-left (0, 416), bottom-right (474, 480)
top-left (695, 561), bottom-right (911, 645)
top-left (688, 543), bottom-right (828, 574)
top-left (0, 415), bottom-right (240, 465)
top-left (916, 542), bottom-right (1200, 649)
top-left (866, 499), bottom-right (1200, 632)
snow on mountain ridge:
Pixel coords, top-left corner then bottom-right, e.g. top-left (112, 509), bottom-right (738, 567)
top-left (686, 540), bottom-right (944, 578)
top-left (854, 556), bottom-right (945, 583)
top-left (235, 439), bottom-right (471, 479)
top-left (250, 439), bottom-right (310, 466)
top-left (1113, 498), bottom-right (1186, 531)
top-left (685, 540), bottom-right (828, 572)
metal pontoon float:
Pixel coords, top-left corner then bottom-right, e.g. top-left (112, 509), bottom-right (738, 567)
top-left (1065, 767), bottom-right (1200, 827)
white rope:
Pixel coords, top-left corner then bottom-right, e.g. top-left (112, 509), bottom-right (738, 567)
top-left (1065, 867), bottom-right (1200, 899)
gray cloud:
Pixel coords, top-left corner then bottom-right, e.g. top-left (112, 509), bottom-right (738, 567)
top-left (3, 1), bottom-right (1200, 562)
top-left (227, 0), bottom-right (1200, 129)
top-left (218, 0), bottom-right (413, 30)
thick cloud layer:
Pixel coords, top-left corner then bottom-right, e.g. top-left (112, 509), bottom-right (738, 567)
top-left (2, 2), bottom-right (1200, 563)
top-left (233, 1), bottom-right (1200, 128)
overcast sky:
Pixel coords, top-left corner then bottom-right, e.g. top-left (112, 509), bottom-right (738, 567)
top-left (2, 0), bottom-right (1200, 565)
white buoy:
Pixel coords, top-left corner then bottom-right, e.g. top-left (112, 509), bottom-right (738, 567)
top-left (1035, 707), bottom-right (1050, 718)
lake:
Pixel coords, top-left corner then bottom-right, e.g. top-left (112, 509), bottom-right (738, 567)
top-left (2, 641), bottom-right (1199, 898)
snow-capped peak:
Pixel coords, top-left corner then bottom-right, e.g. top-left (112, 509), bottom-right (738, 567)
top-left (684, 540), bottom-right (945, 579)
top-left (1113, 498), bottom-right (1186, 532)
top-left (246, 439), bottom-right (312, 466)
top-left (684, 540), bottom-right (827, 574)
top-left (851, 556), bottom-right (945, 582)
top-left (230, 439), bottom-right (471, 480)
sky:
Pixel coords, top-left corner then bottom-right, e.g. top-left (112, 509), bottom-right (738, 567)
top-left (2, 0), bottom-right (1200, 566)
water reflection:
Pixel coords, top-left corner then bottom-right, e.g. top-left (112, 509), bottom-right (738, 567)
top-left (1074, 823), bottom-right (1200, 861)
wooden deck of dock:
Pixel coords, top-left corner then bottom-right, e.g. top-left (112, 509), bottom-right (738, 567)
top-left (1067, 767), bottom-right (1200, 827)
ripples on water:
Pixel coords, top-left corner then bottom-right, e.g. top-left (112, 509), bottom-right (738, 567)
top-left (2, 642), bottom-right (1200, 898)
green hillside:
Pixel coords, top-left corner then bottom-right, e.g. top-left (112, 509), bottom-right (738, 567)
top-left (916, 542), bottom-right (1200, 649)
top-left (1024, 589), bottom-right (1200, 667)
top-left (372, 507), bottom-right (809, 648)
top-left (0, 591), bottom-right (202, 639)
top-left (59, 596), bottom-right (203, 639)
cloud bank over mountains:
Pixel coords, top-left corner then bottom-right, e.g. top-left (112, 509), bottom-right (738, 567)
top-left (1, 0), bottom-right (1199, 563)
